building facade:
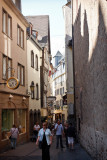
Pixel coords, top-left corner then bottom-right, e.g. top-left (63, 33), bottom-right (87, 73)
top-left (72, 0), bottom-right (107, 159)
top-left (26, 16), bottom-right (51, 121)
top-left (0, 0), bottom-right (29, 151)
top-left (26, 24), bottom-right (42, 135)
top-left (63, 1), bottom-right (74, 123)
top-left (52, 51), bottom-right (67, 123)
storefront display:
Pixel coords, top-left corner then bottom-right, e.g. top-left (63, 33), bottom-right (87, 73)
top-left (17, 109), bottom-right (26, 134)
top-left (2, 109), bottom-right (14, 140)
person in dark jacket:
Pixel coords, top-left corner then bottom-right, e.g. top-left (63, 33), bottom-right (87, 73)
top-left (67, 123), bottom-right (75, 150)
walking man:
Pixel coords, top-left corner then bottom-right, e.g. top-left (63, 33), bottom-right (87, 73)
top-left (67, 123), bottom-right (75, 150)
top-left (55, 120), bottom-right (64, 149)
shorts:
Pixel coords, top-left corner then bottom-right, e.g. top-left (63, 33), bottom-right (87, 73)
top-left (68, 137), bottom-right (74, 144)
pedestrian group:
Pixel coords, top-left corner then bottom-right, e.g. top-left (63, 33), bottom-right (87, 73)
top-left (9, 120), bottom-right (75, 160)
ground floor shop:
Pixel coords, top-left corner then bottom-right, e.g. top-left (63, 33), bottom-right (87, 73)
top-left (0, 92), bottom-right (29, 151)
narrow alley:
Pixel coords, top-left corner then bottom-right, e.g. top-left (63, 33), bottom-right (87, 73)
top-left (0, 137), bottom-right (92, 160)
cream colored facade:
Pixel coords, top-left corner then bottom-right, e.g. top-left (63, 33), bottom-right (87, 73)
top-left (0, 0), bottom-right (29, 151)
top-left (27, 37), bottom-right (42, 111)
top-left (63, 1), bottom-right (74, 121)
top-left (52, 57), bottom-right (68, 122)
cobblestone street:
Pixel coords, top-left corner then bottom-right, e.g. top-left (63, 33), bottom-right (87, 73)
top-left (0, 137), bottom-right (93, 160)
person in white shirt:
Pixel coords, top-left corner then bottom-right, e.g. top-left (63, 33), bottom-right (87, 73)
top-left (10, 124), bottom-right (19, 149)
top-left (55, 120), bottom-right (64, 149)
top-left (33, 122), bottom-right (40, 141)
top-left (36, 122), bottom-right (52, 160)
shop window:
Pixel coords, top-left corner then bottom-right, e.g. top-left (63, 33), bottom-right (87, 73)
top-left (2, 109), bottom-right (14, 140)
top-left (17, 109), bottom-right (26, 134)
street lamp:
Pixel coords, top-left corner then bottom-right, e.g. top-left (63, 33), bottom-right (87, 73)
top-left (26, 81), bottom-right (35, 95)
top-left (30, 81), bottom-right (35, 92)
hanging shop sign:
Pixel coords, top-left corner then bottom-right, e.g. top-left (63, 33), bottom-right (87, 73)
top-left (7, 77), bottom-right (20, 90)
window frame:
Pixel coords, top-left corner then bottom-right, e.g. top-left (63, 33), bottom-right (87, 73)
top-left (31, 50), bottom-right (34, 68)
top-left (2, 8), bottom-right (12, 39)
top-left (2, 54), bottom-right (12, 80)
top-left (17, 24), bottom-right (24, 49)
top-left (35, 54), bottom-right (38, 71)
top-left (36, 83), bottom-right (39, 100)
top-left (17, 63), bottom-right (25, 86)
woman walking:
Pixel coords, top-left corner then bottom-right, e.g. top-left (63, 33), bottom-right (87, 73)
top-left (36, 122), bottom-right (52, 160)
top-left (10, 124), bottom-right (19, 149)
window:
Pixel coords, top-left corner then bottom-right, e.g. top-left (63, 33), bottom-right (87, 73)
top-left (18, 63), bottom-right (24, 85)
top-left (8, 58), bottom-right (12, 79)
top-left (57, 89), bottom-right (59, 95)
top-left (3, 56), bottom-right (7, 79)
top-left (35, 55), bottom-right (38, 70)
top-left (17, 24), bottom-right (24, 48)
top-left (2, 9), bottom-right (12, 38)
top-left (2, 109), bottom-right (14, 140)
top-left (60, 88), bottom-right (62, 95)
top-left (31, 51), bottom-right (34, 68)
top-left (31, 81), bottom-right (34, 99)
top-left (63, 87), bottom-right (64, 94)
top-left (36, 84), bottom-right (39, 100)
top-left (3, 55), bottom-right (12, 80)
top-left (17, 109), bottom-right (26, 134)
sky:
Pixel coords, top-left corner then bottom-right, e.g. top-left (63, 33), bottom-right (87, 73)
top-left (21, 0), bottom-right (67, 61)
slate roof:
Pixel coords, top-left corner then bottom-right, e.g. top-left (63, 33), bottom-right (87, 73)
top-left (54, 51), bottom-right (63, 57)
top-left (26, 15), bottom-right (51, 53)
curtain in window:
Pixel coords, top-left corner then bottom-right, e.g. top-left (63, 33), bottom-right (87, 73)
top-left (3, 11), bottom-right (6, 33)
top-left (3, 56), bottom-right (7, 79)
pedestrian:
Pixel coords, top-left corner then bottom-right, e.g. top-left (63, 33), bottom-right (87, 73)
top-left (36, 122), bottom-right (52, 160)
top-left (33, 122), bottom-right (40, 141)
top-left (67, 123), bottom-right (75, 150)
top-left (64, 122), bottom-right (69, 148)
top-left (10, 124), bottom-right (19, 149)
top-left (55, 120), bottom-right (64, 149)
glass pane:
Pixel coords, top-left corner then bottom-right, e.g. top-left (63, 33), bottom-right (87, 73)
top-left (3, 56), bottom-right (7, 79)
top-left (8, 16), bottom-right (11, 37)
top-left (21, 67), bottom-right (24, 85)
top-left (17, 110), bottom-right (26, 134)
top-left (8, 59), bottom-right (11, 78)
top-left (17, 27), bottom-right (20, 45)
top-left (18, 65), bottom-right (20, 82)
top-left (21, 30), bottom-right (23, 48)
top-left (3, 11), bottom-right (6, 33)
top-left (2, 109), bottom-right (14, 140)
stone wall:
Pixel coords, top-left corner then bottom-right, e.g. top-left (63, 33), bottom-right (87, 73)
top-left (72, 0), bottom-right (107, 159)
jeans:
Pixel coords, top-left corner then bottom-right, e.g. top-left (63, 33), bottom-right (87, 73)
top-left (56, 135), bottom-right (63, 148)
top-left (11, 138), bottom-right (17, 149)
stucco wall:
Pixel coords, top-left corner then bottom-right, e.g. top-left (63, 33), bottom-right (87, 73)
top-left (0, 0), bottom-right (28, 95)
top-left (27, 39), bottom-right (42, 111)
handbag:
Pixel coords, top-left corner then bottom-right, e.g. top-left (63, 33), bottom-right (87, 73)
top-left (39, 141), bottom-right (43, 149)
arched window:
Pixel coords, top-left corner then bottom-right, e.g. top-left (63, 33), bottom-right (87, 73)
top-left (31, 50), bottom-right (34, 68)
top-left (35, 55), bottom-right (38, 71)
